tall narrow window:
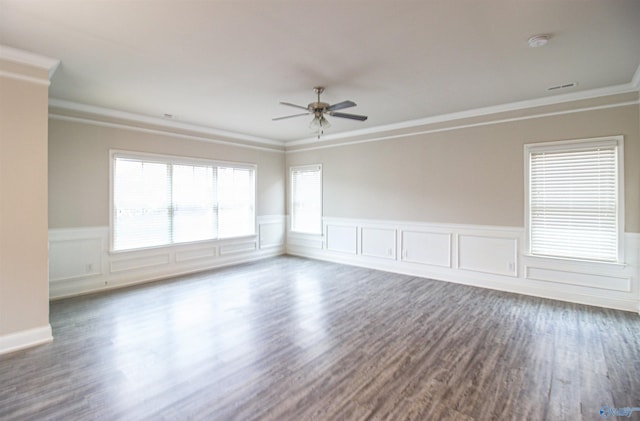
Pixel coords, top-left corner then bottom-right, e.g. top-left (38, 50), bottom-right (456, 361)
top-left (290, 164), bottom-right (322, 234)
top-left (112, 152), bottom-right (255, 251)
top-left (525, 136), bottom-right (623, 262)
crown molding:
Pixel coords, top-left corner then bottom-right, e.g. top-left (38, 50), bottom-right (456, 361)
top-left (49, 113), bottom-right (284, 154)
top-left (0, 45), bottom-right (60, 80)
top-left (48, 98), bottom-right (285, 148)
top-left (47, 65), bottom-right (640, 151)
top-left (286, 100), bottom-right (639, 154)
top-left (286, 81), bottom-right (640, 147)
top-left (631, 64), bottom-right (640, 91)
top-left (0, 71), bottom-right (51, 86)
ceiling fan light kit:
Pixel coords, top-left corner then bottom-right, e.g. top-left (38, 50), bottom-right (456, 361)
top-left (273, 86), bottom-right (368, 139)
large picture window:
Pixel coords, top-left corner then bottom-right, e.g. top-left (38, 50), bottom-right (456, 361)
top-left (111, 151), bottom-right (255, 251)
top-left (525, 136), bottom-right (623, 263)
top-left (290, 164), bottom-right (322, 234)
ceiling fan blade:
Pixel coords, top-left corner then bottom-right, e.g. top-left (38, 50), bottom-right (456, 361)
top-left (279, 101), bottom-right (309, 111)
top-left (272, 112), bottom-right (310, 121)
top-left (326, 100), bottom-right (356, 111)
top-left (328, 111), bottom-right (368, 121)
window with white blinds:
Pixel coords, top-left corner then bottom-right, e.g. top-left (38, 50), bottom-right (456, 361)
top-left (112, 152), bottom-right (255, 251)
top-left (525, 137), bottom-right (623, 262)
top-left (290, 165), bottom-right (322, 234)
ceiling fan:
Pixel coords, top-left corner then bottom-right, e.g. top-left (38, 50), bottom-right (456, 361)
top-left (273, 87), bottom-right (368, 138)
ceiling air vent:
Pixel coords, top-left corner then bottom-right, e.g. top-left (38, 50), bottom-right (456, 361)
top-left (547, 82), bottom-right (577, 91)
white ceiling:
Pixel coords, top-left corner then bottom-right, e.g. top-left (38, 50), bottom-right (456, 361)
top-left (1, 0), bottom-right (639, 143)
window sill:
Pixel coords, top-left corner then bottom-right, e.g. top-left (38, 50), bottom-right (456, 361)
top-left (110, 234), bottom-right (257, 255)
top-left (288, 230), bottom-right (323, 237)
top-left (522, 253), bottom-right (627, 269)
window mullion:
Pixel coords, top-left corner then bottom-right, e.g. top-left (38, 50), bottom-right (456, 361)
top-left (168, 163), bottom-right (174, 244)
top-left (213, 166), bottom-right (219, 239)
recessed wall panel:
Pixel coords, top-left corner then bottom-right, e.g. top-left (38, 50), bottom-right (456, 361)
top-left (361, 227), bottom-right (396, 259)
top-left (326, 225), bottom-right (357, 254)
top-left (458, 234), bottom-right (517, 276)
top-left (259, 222), bottom-right (285, 248)
top-left (49, 238), bottom-right (102, 281)
top-left (401, 231), bottom-right (451, 267)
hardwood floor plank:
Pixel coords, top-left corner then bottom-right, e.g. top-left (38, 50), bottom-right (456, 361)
top-left (0, 256), bottom-right (638, 420)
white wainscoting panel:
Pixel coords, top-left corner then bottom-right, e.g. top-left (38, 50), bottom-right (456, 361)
top-left (458, 234), bottom-right (518, 277)
top-left (286, 217), bottom-right (640, 313)
top-left (259, 221), bottom-right (285, 249)
top-left (401, 231), bottom-right (451, 267)
top-left (175, 247), bottom-right (217, 263)
top-left (110, 253), bottom-right (170, 273)
top-left (48, 227), bottom-right (106, 282)
top-left (49, 215), bottom-right (285, 299)
top-left (525, 266), bottom-right (630, 292)
top-left (220, 240), bottom-right (257, 255)
top-left (326, 224), bottom-right (358, 254)
top-left (49, 238), bottom-right (102, 281)
top-left (287, 235), bottom-right (324, 249)
top-left (361, 227), bottom-right (396, 259)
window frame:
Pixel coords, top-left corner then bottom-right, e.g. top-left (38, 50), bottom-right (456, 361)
top-left (524, 136), bottom-right (624, 263)
top-left (290, 164), bottom-right (323, 235)
top-left (109, 149), bottom-right (257, 253)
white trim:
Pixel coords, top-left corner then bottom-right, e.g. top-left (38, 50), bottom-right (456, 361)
top-left (48, 216), bottom-right (286, 299)
top-left (109, 149), bottom-right (257, 253)
top-left (49, 113), bottom-right (284, 153)
top-left (324, 216), bottom-right (521, 234)
top-left (287, 216), bottom-right (640, 313)
top-left (49, 98), bottom-right (284, 148)
top-left (286, 100), bottom-right (639, 153)
top-left (45, 64), bottom-right (638, 150)
top-left (49, 225), bottom-right (108, 237)
top-left (0, 70), bottom-right (51, 86)
top-left (524, 135), bottom-right (624, 264)
top-left (111, 148), bottom-right (258, 169)
top-left (524, 266), bottom-right (631, 292)
top-left (287, 82), bottom-right (638, 146)
top-left (0, 325), bottom-right (53, 355)
top-left (631, 64), bottom-right (640, 91)
top-left (0, 45), bottom-right (60, 79)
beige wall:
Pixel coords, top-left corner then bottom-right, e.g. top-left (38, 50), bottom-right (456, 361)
top-left (286, 101), bottom-right (640, 232)
top-left (0, 60), bottom-right (50, 336)
top-left (48, 119), bottom-right (285, 228)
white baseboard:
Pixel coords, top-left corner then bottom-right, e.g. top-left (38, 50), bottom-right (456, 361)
top-left (0, 325), bottom-right (53, 356)
top-left (288, 217), bottom-right (640, 314)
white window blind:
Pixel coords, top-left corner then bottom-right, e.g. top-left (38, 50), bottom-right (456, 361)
top-left (112, 153), bottom-right (255, 251)
top-left (527, 138), bottom-right (622, 262)
top-left (218, 166), bottom-right (255, 238)
top-left (113, 158), bottom-right (171, 251)
top-left (172, 164), bottom-right (217, 243)
top-left (291, 165), bottom-right (322, 234)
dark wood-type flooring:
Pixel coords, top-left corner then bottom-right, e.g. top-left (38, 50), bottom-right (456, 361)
top-left (1, 256), bottom-right (639, 420)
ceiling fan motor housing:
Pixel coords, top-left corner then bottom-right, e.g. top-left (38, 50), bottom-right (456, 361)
top-left (310, 102), bottom-right (330, 115)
